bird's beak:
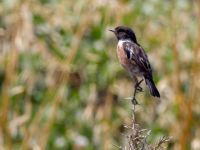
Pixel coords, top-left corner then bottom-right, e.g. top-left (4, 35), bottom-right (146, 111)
top-left (109, 29), bottom-right (115, 33)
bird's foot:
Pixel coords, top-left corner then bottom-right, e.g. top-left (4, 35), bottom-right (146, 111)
top-left (131, 97), bottom-right (139, 105)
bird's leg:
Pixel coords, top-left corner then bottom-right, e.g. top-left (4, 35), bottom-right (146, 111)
top-left (132, 79), bottom-right (144, 105)
top-left (135, 79), bottom-right (144, 92)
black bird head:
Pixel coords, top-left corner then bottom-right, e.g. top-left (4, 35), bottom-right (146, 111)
top-left (109, 26), bottom-right (138, 43)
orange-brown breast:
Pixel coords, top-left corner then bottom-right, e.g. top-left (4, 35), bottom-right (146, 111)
top-left (116, 41), bottom-right (142, 78)
top-left (117, 44), bottom-right (135, 69)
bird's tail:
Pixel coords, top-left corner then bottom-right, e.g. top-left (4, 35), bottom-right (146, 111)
top-left (144, 75), bottom-right (160, 98)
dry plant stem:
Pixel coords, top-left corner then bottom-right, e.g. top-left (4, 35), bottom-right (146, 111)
top-left (125, 88), bottom-right (170, 150)
top-left (132, 103), bottom-right (136, 130)
top-left (155, 136), bottom-right (170, 150)
top-left (22, 1), bottom-right (93, 149)
top-left (126, 104), bottom-right (170, 150)
top-left (128, 103), bottom-right (139, 150)
top-left (0, 8), bottom-right (20, 148)
top-left (170, 5), bottom-right (194, 148)
top-left (178, 1), bottom-right (200, 148)
top-left (0, 53), bottom-right (17, 149)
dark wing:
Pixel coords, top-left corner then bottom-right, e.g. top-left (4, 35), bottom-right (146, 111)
top-left (123, 41), bottom-right (160, 97)
top-left (123, 41), bottom-right (152, 75)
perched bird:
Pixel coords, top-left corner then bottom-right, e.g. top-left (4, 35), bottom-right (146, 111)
top-left (109, 26), bottom-right (160, 104)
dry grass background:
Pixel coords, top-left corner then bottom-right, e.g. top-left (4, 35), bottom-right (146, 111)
top-left (0, 0), bottom-right (200, 149)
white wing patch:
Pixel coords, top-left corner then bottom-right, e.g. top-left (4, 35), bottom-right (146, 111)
top-left (118, 40), bottom-right (135, 59)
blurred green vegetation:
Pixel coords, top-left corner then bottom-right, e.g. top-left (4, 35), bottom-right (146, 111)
top-left (0, 0), bottom-right (200, 149)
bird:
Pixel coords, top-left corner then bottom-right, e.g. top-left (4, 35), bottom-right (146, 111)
top-left (109, 26), bottom-right (160, 104)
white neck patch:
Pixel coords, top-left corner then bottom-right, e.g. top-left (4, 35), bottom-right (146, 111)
top-left (118, 40), bottom-right (131, 47)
